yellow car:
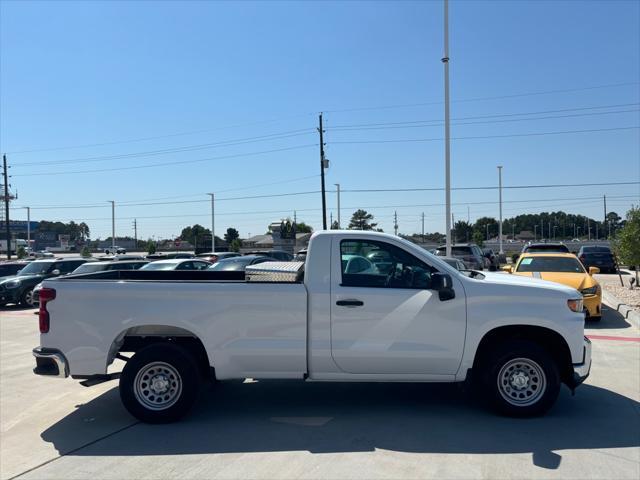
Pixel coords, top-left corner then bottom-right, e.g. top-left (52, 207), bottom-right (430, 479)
top-left (503, 253), bottom-right (602, 320)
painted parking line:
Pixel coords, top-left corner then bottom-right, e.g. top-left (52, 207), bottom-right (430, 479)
top-left (586, 334), bottom-right (640, 343)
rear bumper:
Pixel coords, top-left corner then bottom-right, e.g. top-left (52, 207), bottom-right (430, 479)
top-left (33, 347), bottom-right (69, 378)
top-left (568, 337), bottom-right (591, 389)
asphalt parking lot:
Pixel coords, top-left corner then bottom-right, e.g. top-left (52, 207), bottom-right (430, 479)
top-left (1, 301), bottom-right (639, 480)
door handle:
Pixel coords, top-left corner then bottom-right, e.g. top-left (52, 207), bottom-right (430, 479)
top-left (336, 299), bottom-right (364, 307)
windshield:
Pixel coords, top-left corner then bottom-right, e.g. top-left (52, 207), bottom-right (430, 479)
top-left (517, 256), bottom-right (585, 273)
top-left (140, 262), bottom-right (178, 271)
top-left (209, 258), bottom-right (253, 271)
top-left (72, 264), bottom-right (107, 274)
top-left (17, 262), bottom-right (54, 275)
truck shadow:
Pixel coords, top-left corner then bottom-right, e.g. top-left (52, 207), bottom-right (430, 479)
top-left (41, 380), bottom-right (639, 467)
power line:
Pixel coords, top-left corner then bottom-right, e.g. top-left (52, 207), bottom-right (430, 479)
top-left (12, 144), bottom-right (317, 177)
top-left (331, 126), bottom-right (639, 145)
top-left (13, 129), bottom-right (316, 167)
top-left (328, 108), bottom-right (639, 132)
top-left (328, 103), bottom-right (640, 129)
top-left (322, 81), bottom-right (640, 114)
top-left (4, 113), bottom-right (316, 155)
top-left (341, 181), bottom-right (640, 193)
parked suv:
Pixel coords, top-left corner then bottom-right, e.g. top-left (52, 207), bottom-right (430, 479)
top-left (434, 244), bottom-right (485, 270)
top-left (577, 246), bottom-right (617, 273)
top-left (0, 258), bottom-right (91, 307)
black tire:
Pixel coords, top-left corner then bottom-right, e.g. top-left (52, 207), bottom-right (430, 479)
top-left (20, 288), bottom-right (35, 308)
top-left (478, 340), bottom-right (560, 417)
top-left (119, 343), bottom-right (201, 423)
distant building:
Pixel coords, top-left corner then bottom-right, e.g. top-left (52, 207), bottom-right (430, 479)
top-left (516, 230), bottom-right (536, 241)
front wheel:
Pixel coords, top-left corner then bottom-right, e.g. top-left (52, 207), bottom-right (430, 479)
top-left (479, 340), bottom-right (560, 417)
top-left (120, 343), bottom-right (201, 423)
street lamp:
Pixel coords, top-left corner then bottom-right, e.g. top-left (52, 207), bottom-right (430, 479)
top-left (22, 207), bottom-right (30, 252)
top-left (534, 225), bottom-right (538, 241)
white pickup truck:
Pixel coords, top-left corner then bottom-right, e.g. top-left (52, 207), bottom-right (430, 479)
top-left (33, 231), bottom-right (591, 423)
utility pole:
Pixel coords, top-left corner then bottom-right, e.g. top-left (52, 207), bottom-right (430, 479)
top-left (133, 219), bottom-right (138, 250)
top-left (318, 113), bottom-right (327, 230)
top-left (451, 213), bottom-right (455, 243)
top-left (534, 225), bottom-right (538, 241)
top-left (467, 205), bottom-right (470, 223)
top-left (22, 206), bottom-right (31, 253)
top-left (109, 201), bottom-right (115, 249)
top-left (443, 0), bottom-right (452, 257)
top-left (208, 193), bottom-right (215, 252)
top-left (334, 183), bottom-right (341, 229)
top-left (498, 165), bottom-right (503, 254)
top-left (540, 219), bottom-right (544, 240)
top-left (603, 195), bottom-right (608, 238)
top-left (294, 210), bottom-right (297, 224)
top-left (394, 211), bottom-right (398, 236)
top-left (421, 212), bottom-right (425, 244)
top-left (3, 155), bottom-right (11, 259)
top-left (330, 212), bottom-right (333, 228)
top-left (486, 223), bottom-right (489, 242)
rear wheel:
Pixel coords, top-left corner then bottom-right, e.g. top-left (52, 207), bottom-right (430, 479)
top-left (478, 340), bottom-right (560, 417)
top-left (20, 288), bottom-right (35, 308)
top-left (120, 343), bottom-right (200, 423)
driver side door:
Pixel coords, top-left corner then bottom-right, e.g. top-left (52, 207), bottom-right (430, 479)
top-left (330, 238), bottom-right (467, 376)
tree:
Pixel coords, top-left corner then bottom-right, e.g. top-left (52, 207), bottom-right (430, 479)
top-left (613, 207), bottom-right (640, 286)
top-left (180, 224), bottom-right (211, 245)
top-left (472, 230), bottom-right (484, 248)
top-left (296, 222), bottom-right (313, 233)
top-left (348, 209), bottom-right (378, 230)
top-left (230, 238), bottom-right (242, 252)
top-left (473, 217), bottom-right (498, 240)
top-left (330, 220), bottom-right (340, 230)
top-left (147, 241), bottom-right (157, 255)
top-left (78, 222), bottom-right (90, 240)
top-left (453, 221), bottom-right (473, 243)
top-left (81, 246), bottom-right (92, 258)
top-left (224, 228), bottom-right (240, 243)
top-left (17, 246), bottom-right (27, 259)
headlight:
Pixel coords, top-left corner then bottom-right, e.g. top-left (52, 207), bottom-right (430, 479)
top-left (3, 280), bottom-right (22, 289)
top-left (581, 286), bottom-right (599, 296)
top-left (567, 299), bottom-right (584, 313)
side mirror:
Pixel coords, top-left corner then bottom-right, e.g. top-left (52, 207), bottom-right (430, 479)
top-left (501, 265), bottom-right (513, 273)
top-left (432, 272), bottom-right (455, 301)
top-left (588, 266), bottom-right (600, 275)
top-left (51, 269), bottom-right (61, 276)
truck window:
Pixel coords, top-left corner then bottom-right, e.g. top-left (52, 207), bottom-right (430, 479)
top-left (340, 240), bottom-right (435, 289)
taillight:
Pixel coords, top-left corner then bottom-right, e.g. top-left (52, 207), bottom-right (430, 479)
top-left (38, 288), bottom-right (56, 333)
top-left (567, 298), bottom-right (584, 313)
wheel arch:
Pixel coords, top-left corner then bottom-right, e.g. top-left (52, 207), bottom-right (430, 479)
top-left (108, 325), bottom-right (213, 379)
top-left (472, 325), bottom-right (574, 385)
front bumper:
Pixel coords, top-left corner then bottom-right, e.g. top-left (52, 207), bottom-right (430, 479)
top-left (583, 294), bottom-right (602, 318)
top-left (568, 337), bottom-right (591, 389)
top-left (33, 347), bottom-right (69, 378)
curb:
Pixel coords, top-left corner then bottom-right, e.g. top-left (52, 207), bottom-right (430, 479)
top-left (602, 289), bottom-right (640, 327)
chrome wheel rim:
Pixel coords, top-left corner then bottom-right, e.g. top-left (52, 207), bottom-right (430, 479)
top-left (497, 357), bottom-right (546, 407)
top-left (24, 289), bottom-right (35, 307)
top-left (133, 362), bottom-right (182, 411)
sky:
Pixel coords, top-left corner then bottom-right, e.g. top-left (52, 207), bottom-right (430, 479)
top-left (1, 0), bottom-right (639, 241)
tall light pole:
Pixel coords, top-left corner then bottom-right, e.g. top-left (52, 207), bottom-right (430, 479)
top-left (334, 183), bottom-right (341, 229)
top-left (534, 224), bottom-right (538, 241)
top-left (23, 206), bottom-right (30, 252)
top-left (208, 193), bottom-right (215, 252)
top-left (497, 165), bottom-right (503, 254)
top-left (443, 0), bottom-right (452, 257)
top-left (109, 201), bottom-right (115, 248)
